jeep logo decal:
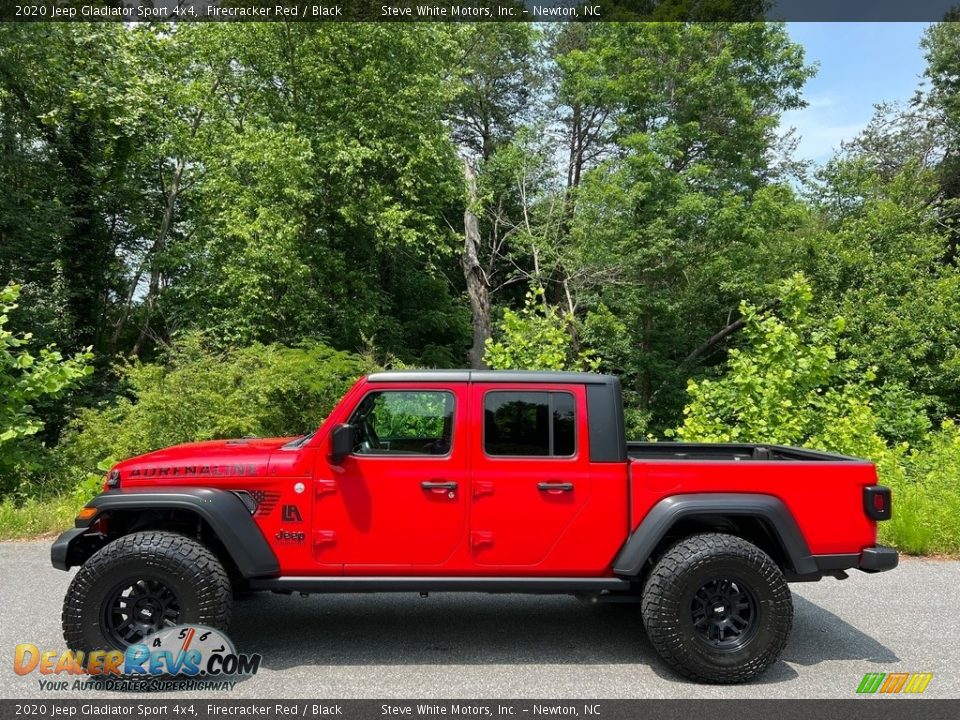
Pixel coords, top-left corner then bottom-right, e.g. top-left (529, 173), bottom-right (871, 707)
top-left (275, 530), bottom-right (305, 543)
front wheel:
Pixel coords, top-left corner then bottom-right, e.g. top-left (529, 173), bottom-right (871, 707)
top-left (641, 533), bottom-right (793, 683)
top-left (62, 531), bottom-right (233, 652)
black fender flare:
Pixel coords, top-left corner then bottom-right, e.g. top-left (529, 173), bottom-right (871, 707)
top-left (612, 493), bottom-right (817, 577)
top-left (51, 487), bottom-right (280, 578)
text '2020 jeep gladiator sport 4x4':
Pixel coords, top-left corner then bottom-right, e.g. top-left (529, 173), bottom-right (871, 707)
top-left (52, 370), bottom-right (897, 683)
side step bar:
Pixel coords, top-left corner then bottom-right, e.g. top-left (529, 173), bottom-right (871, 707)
top-left (249, 576), bottom-right (632, 594)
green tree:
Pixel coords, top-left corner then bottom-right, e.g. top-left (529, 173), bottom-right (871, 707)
top-left (0, 24), bottom-right (472, 366)
top-left (484, 286), bottom-right (598, 371)
top-left (799, 92), bottom-right (960, 428)
top-left (923, 22), bottom-right (960, 173)
top-left (451, 24), bottom-right (542, 367)
top-left (55, 334), bottom-right (376, 486)
top-left (0, 24), bottom-right (142, 353)
top-left (674, 274), bottom-right (884, 460)
top-left (804, 162), bottom-right (960, 424)
top-left (921, 22), bottom-right (960, 265)
top-left (163, 24), bottom-right (469, 362)
top-left (559, 23), bottom-right (813, 429)
top-left (450, 23), bottom-right (540, 162)
top-left (0, 284), bottom-right (92, 485)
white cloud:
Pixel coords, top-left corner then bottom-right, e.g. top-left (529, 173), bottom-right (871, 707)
top-left (803, 95), bottom-right (838, 110)
top-left (780, 97), bottom-right (868, 163)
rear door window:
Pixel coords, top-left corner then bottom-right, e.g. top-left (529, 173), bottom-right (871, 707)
top-left (483, 391), bottom-right (576, 457)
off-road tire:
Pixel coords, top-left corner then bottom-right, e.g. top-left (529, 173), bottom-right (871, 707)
top-left (62, 531), bottom-right (232, 652)
top-left (641, 533), bottom-right (793, 683)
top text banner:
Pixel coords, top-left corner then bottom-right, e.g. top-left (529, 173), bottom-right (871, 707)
top-left (1, 0), bottom-right (959, 22)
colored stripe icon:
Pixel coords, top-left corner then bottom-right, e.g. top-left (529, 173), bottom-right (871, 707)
top-left (857, 672), bottom-right (933, 694)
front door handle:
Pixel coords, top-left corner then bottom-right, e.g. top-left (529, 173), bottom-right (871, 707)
top-left (421, 480), bottom-right (458, 491)
top-left (538, 482), bottom-right (574, 493)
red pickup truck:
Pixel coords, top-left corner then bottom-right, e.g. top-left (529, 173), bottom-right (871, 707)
top-left (52, 370), bottom-right (896, 683)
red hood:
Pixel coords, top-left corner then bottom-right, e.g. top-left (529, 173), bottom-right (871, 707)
top-left (113, 437), bottom-right (297, 484)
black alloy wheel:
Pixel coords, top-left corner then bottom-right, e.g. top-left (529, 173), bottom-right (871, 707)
top-left (101, 578), bottom-right (182, 646)
top-left (641, 532), bottom-right (793, 683)
top-left (63, 531), bottom-right (232, 653)
top-left (689, 577), bottom-right (759, 651)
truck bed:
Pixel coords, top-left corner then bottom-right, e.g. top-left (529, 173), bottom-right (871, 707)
top-left (626, 441), bottom-right (864, 463)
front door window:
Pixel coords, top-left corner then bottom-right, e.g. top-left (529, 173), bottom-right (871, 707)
top-left (349, 391), bottom-right (455, 456)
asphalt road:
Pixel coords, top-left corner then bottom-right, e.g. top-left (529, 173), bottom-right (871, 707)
top-left (1, 541), bottom-right (956, 699)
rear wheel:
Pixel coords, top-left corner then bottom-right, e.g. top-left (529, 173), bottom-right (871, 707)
top-left (641, 533), bottom-right (793, 683)
top-left (62, 531), bottom-right (232, 652)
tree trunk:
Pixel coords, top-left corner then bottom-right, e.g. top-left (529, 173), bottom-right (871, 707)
top-left (461, 158), bottom-right (490, 369)
top-left (59, 119), bottom-right (111, 353)
top-left (0, 68), bottom-right (112, 354)
top-left (132, 156), bottom-right (185, 357)
top-left (129, 79), bottom-right (217, 356)
top-left (646, 309), bottom-right (765, 408)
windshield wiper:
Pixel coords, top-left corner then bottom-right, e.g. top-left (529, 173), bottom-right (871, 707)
top-left (284, 431), bottom-right (316, 449)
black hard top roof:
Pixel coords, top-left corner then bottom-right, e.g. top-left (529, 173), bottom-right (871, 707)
top-left (366, 370), bottom-right (618, 386)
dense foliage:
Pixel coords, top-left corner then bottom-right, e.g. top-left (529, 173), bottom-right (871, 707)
top-left (674, 274), bottom-right (881, 454)
top-left (0, 285), bottom-right (91, 492)
top-left (485, 288), bottom-right (599, 372)
top-left (54, 337), bottom-right (377, 490)
top-left (1, 22), bottom-right (959, 552)
top-left (676, 275), bottom-right (960, 554)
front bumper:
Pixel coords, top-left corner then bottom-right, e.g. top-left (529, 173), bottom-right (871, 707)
top-left (50, 527), bottom-right (88, 571)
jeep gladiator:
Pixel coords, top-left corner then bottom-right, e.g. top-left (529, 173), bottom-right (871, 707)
top-left (51, 370), bottom-right (897, 682)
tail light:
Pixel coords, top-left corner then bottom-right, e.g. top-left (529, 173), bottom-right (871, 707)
top-left (863, 485), bottom-right (892, 521)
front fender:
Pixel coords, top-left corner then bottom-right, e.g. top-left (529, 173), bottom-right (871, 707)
top-left (50, 487), bottom-right (280, 578)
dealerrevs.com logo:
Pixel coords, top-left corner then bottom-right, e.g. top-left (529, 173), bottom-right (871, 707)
top-left (14, 625), bottom-right (261, 692)
top-left (856, 672), bottom-right (934, 695)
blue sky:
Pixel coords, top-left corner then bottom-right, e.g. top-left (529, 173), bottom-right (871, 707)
top-left (782, 23), bottom-right (931, 163)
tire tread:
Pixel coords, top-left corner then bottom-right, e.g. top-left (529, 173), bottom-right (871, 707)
top-left (62, 531), bottom-right (232, 652)
top-left (641, 532), bottom-right (793, 684)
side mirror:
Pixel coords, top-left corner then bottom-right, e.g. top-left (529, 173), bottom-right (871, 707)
top-left (330, 423), bottom-right (355, 464)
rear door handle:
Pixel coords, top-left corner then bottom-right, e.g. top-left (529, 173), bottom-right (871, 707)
top-left (538, 482), bottom-right (574, 492)
top-left (421, 480), bottom-right (458, 491)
